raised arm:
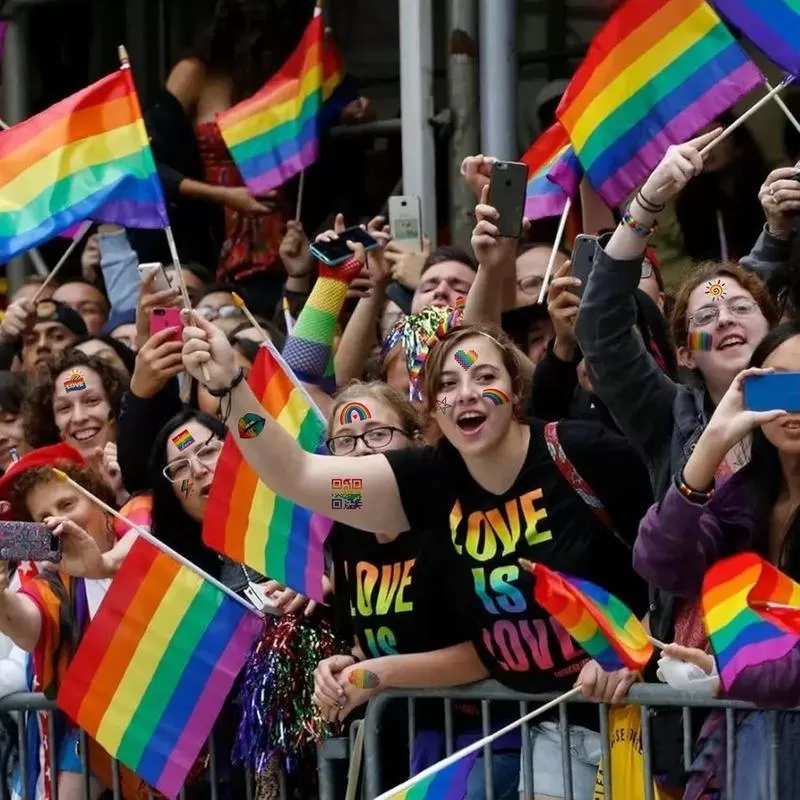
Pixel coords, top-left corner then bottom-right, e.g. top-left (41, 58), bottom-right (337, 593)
top-left (182, 312), bottom-right (410, 534)
top-left (0, 563), bottom-right (42, 652)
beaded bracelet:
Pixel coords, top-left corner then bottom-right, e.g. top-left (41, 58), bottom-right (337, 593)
top-left (622, 209), bottom-right (657, 238)
top-left (675, 471), bottom-right (715, 504)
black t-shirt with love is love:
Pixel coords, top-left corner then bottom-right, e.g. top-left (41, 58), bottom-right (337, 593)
top-left (383, 419), bottom-right (652, 697)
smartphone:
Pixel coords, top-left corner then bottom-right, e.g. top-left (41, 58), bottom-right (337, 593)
top-left (310, 226), bottom-right (380, 267)
top-left (150, 307), bottom-right (183, 338)
top-left (569, 235), bottom-right (599, 299)
top-left (489, 161), bottom-right (528, 239)
top-left (744, 372), bottom-right (800, 413)
top-left (388, 196), bottom-right (423, 252)
top-left (0, 522), bottom-right (62, 562)
top-left (138, 262), bottom-right (171, 292)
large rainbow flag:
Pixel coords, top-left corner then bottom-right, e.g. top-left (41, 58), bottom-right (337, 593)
top-left (0, 68), bottom-right (168, 262)
top-left (217, 5), bottom-right (324, 194)
top-left (555, 0), bottom-right (763, 207)
top-left (58, 538), bottom-right (262, 799)
top-left (203, 342), bottom-right (332, 603)
top-left (524, 561), bottom-right (653, 671)
top-left (711, 0), bottom-right (800, 77)
top-left (702, 552), bottom-right (800, 691)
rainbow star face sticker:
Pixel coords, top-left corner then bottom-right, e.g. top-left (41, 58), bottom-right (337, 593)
top-left (705, 279), bottom-right (727, 302)
top-left (454, 349), bottom-right (479, 370)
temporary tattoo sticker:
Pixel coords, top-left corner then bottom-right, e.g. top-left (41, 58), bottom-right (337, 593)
top-left (705, 279), bottom-right (727, 302)
top-left (455, 296), bottom-right (466, 310)
top-left (436, 396), bottom-right (452, 414)
top-left (238, 413), bottom-right (266, 440)
top-left (331, 477), bottom-right (363, 510)
top-left (339, 402), bottom-right (372, 425)
top-left (63, 371), bottom-right (86, 393)
top-left (454, 349), bottom-right (479, 370)
top-left (180, 479), bottom-right (193, 498)
top-left (688, 332), bottom-right (713, 352)
top-left (482, 388), bottom-right (510, 406)
top-left (172, 429), bottom-right (195, 451)
top-left (348, 669), bottom-right (380, 689)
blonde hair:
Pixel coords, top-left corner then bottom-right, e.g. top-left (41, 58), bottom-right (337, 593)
top-left (328, 381), bottom-right (423, 438)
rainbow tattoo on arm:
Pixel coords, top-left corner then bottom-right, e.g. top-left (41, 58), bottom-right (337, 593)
top-left (282, 255), bottom-right (364, 393)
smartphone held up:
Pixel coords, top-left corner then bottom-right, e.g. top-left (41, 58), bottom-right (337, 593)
top-left (0, 521), bottom-right (62, 563)
top-left (310, 226), bottom-right (380, 267)
top-left (489, 161), bottom-right (528, 239)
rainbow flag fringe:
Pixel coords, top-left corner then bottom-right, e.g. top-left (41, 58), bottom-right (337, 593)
top-left (57, 538), bottom-right (262, 799)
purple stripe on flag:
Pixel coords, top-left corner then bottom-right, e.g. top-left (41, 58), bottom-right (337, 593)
top-left (524, 193), bottom-right (568, 220)
top-left (156, 611), bottom-right (261, 798)
top-left (303, 513), bottom-right (331, 603)
top-left (596, 61), bottom-right (762, 206)
top-left (719, 635), bottom-right (798, 691)
top-left (548, 154), bottom-right (582, 199)
top-left (92, 198), bottom-right (168, 230)
top-left (247, 139), bottom-right (319, 194)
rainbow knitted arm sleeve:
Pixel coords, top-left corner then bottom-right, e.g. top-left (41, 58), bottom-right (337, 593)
top-left (282, 255), bottom-right (363, 391)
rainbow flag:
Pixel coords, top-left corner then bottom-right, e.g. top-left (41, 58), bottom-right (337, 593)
top-left (521, 123), bottom-right (582, 220)
top-left (203, 341), bottom-right (332, 603)
top-left (57, 538), bottom-right (262, 799)
top-left (380, 757), bottom-right (476, 800)
top-left (0, 68), bottom-right (168, 262)
top-left (556, 0), bottom-right (763, 207)
top-left (217, 5), bottom-right (324, 194)
top-left (525, 561), bottom-right (653, 671)
top-left (702, 552), bottom-right (800, 691)
top-left (711, 0), bottom-right (800, 76)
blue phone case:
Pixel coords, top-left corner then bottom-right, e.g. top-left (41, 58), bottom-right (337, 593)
top-left (743, 372), bottom-right (800, 413)
top-left (309, 243), bottom-right (350, 267)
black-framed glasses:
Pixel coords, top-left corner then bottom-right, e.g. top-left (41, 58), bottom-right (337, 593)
top-left (162, 439), bottom-right (223, 482)
top-left (326, 427), bottom-right (409, 456)
top-left (688, 297), bottom-right (760, 329)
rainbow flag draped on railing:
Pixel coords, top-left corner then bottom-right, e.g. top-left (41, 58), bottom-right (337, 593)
top-left (217, 5), bottom-right (324, 194)
top-left (203, 342), bottom-right (332, 603)
top-left (58, 538), bottom-right (262, 799)
top-left (555, 0), bottom-right (763, 207)
top-left (0, 68), bottom-right (168, 262)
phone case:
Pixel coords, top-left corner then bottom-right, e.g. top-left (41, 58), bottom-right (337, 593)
top-left (0, 522), bottom-right (62, 562)
top-left (150, 307), bottom-right (183, 337)
top-left (138, 263), bottom-right (171, 293)
top-left (489, 161), bottom-right (528, 238)
top-left (744, 373), bottom-right (800, 413)
top-left (570, 235), bottom-right (599, 299)
top-left (389, 196), bottom-right (423, 251)
top-left (309, 242), bottom-right (351, 266)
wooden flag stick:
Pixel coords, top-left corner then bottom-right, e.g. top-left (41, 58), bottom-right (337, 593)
top-left (51, 468), bottom-right (260, 614)
top-left (767, 78), bottom-right (800, 137)
top-left (231, 292), bottom-right (270, 342)
top-left (33, 222), bottom-right (93, 303)
top-left (537, 197), bottom-right (572, 304)
top-left (375, 686), bottom-right (584, 800)
top-left (648, 635), bottom-right (669, 650)
top-left (295, 170), bottom-right (306, 222)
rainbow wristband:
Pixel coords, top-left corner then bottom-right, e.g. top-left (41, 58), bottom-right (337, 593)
top-left (622, 209), bottom-right (657, 238)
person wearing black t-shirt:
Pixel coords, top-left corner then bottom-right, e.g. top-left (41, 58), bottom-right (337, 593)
top-left (181, 315), bottom-right (652, 800)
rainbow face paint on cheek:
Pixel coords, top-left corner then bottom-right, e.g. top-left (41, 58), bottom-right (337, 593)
top-left (482, 388), bottom-right (510, 406)
top-left (64, 371), bottom-right (86, 393)
top-left (339, 402), bottom-right (372, 426)
top-left (172, 429), bottom-right (195, 451)
top-left (688, 331), bottom-right (713, 352)
top-left (454, 349), bottom-right (479, 370)
top-left (348, 669), bottom-right (380, 689)
top-left (705, 279), bottom-right (727, 301)
top-left (180, 479), bottom-right (193, 498)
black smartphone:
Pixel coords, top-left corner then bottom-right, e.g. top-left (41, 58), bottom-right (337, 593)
top-left (569, 234), bottom-right (599, 299)
top-left (0, 521), bottom-right (62, 562)
top-left (309, 226), bottom-right (380, 267)
top-left (489, 161), bottom-right (528, 239)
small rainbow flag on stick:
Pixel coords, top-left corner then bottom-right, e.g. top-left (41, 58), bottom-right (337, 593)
top-left (521, 123), bottom-right (582, 220)
top-left (702, 552), bottom-right (800, 692)
top-left (58, 538), bottom-right (262, 798)
top-left (555, 0), bottom-right (763, 207)
top-left (0, 67), bottom-right (168, 261)
top-left (381, 757), bottom-right (477, 799)
top-left (203, 341), bottom-right (332, 603)
top-left (522, 560), bottom-right (653, 671)
top-left (217, 5), bottom-right (324, 194)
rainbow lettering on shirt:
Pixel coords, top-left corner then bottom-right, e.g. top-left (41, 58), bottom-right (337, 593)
top-left (63, 371), bottom-right (86, 393)
top-left (454, 349), bottom-right (479, 370)
top-left (482, 389), bottom-right (510, 406)
top-left (339, 402), bottom-right (371, 425)
top-left (688, 331), bottom-right (713, 352)
top-left (171, 429), bottom-right (195, 451)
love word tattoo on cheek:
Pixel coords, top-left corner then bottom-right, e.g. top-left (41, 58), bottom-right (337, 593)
top-left (331, 478), bottom-right (363, 510)
top-left (454, 349), bottom-right (479, 370)
top-left (688, 332), bottom-right (713, 352)
top-left (339, 402), bottom-right (372, 426)
top-left (705, 279), bottom-right (727, 302)
top-left (482, 388), bottom-right (509, 406)
top-left (64, 371), bottom-right (86, 393)
top-left (172, 429), bottom-right (195, 451)
top-left (180, 479), bottom-right (193, 498)
top-left (238, 413), bottom-right (266, 439)
top-left (348, 669), bottom-right (380, 689)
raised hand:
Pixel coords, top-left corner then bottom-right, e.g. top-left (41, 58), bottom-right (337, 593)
top-left (181, 310), bottom-right (238, 390)
top-left (279, 221), bottom-right (314, 277)
top-left (547, 261), bottom-right (581, 362)
top-left (0, 300), bottom-right (35, 345)
top-left (130, 327), bottom-right (185, 399)
top-left (759, 166), bottom-right (800, 239)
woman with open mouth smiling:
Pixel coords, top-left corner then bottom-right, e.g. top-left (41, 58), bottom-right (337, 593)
top-left (182, 311), bottom-right (653, 800)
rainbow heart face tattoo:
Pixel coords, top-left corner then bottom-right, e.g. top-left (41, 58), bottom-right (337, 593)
top-left (172, 429), bottom-right (195, 451)
top-left (705, 279), bottom-right (727, 302)
top-left (64, 371), bottom-right (86, 393)
top-left (688, 331), bottom-right (713, 352)
top-left (339, 402), bottom-right (372, 425)
top-left (482, 388), bottom-right (509, 406)
top-left (238, 413), bottom-right (266, 439)
top-left (454, 349), bottom-right (479, 370)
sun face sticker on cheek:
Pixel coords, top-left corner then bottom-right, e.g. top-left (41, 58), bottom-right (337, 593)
top-left (705, 279), bottom-right (727, 302)
top-left (172, 429), bottom-right (195, 451)
top-left (482, 389), bottom-right (510, 406)
top-left (238, 413), bottom-right (266, 440)
top-left (454, 349), bottom-right (479, 371)
top-left (339, 402), bottom-right (371, 426)
top-left (63, 371), bottom-right (86, 393)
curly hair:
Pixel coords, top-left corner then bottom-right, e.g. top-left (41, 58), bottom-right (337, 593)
top-left (9, 463), bottom-right (116, 521)
top-left (22, 350), bottom-right (125, 450)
